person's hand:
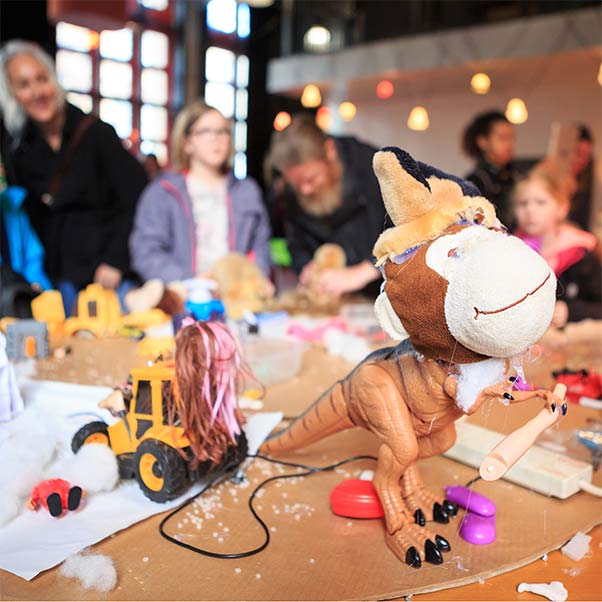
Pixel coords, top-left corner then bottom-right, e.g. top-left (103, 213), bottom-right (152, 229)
top-left (551, 300), bottom-right (569, 329)
top-left (299, 261), bottom-right (316, 287)
top-left (94, 263), bottom-right (122, 289)
top-left (315, 262), bottom-right (379, 297)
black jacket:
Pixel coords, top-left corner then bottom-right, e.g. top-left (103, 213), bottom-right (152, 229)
top-left (283, 136), bottom-right (387, 295)
top-left (465, 159), bottom-right (516, 227)
top-left (11, 103), bottom-right (147, 287)
top-left (558, 251), bottom-right (602, 322)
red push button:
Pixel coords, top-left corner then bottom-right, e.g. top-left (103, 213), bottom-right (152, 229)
top-left (329, 479), bottom-right (385, 519)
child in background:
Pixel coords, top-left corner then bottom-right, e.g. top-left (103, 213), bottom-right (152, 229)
top-left (128, 100), bottom-right (271, 311)
top-left (513, 165), bottom-right (601, 327)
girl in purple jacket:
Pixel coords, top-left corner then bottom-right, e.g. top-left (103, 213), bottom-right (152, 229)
top-left (129, 101), bottom-right (271, 305)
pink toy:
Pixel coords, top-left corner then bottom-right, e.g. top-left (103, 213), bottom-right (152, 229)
top-left (287, 317), bottom-right (348, 343)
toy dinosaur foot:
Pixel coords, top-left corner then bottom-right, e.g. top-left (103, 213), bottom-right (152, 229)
top-left (442, 499), bottom-right (458, 516)
top-left (433, 502), bottom-right (450, 523)
top-left (46, 493), bottom-right (62, 517)
top-left (404, 486), bottom-right (445, 522)
top-left (386, 523), bottom-right (449, 567)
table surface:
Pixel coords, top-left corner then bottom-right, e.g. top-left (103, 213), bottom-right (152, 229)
top-left (2, 322), bottom-right (602, 601)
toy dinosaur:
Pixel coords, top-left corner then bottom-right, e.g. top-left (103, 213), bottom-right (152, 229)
top-left (262, 147), bottom-right (564, 568)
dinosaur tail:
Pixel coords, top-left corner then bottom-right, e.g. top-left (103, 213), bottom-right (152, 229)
top-left (261, 381), bottom-right (354, 454)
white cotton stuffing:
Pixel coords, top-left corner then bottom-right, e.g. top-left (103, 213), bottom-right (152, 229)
top-left (0, 410), bottom-right (61, 526)
top-left (47, 443), bottom-right (119, 493)
top-left (455, 358), bottom-right (506, 413)
top-left (323, 329), bottom-right (372, 364)
top-left (59, 550), bottom-right (117, 592)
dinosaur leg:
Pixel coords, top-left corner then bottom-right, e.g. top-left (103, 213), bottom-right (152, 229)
top-left (403, 424), bottom-right (459, 525)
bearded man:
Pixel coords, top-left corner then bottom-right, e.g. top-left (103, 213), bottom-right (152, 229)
top-left (266, 115), bottom-right (387, 297)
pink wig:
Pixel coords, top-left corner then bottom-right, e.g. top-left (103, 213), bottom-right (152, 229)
top-left (170, 321), bottom-right (252, 468)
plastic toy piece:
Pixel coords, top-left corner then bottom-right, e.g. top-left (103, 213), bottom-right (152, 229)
top-left (31, 290), bottom-right (65, 334)
top-left (516, 581), bottom-right (568, 602)
top-left (553, 368), bottom-right (602, 403)
top-left (71, 321), bottom-right (249, 503)
top-left (444, 485), bottom-right (496, 516)
top-left (330, 479), bottom-right (385, 519)
top-left (459, 512), bottom-right (496, 545)
top-left (27, 479), bottom-right (84, 517)
top-left (480, 384), bottom-right (567, 481)
top-left (5, 320), bottom-right (49, 360)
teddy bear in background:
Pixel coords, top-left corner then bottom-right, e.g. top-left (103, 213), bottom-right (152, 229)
top-left (210, 253), bottom-right (275, 320)
top-left (270, 243), bottom-right (347, 315)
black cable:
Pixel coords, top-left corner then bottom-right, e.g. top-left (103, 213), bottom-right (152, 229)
top-left (464, 475), bottom-right (482, 488)
top-left (158, 453), bottom-right (377, 559)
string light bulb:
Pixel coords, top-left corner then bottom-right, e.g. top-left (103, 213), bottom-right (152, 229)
top-left (376, 80), bottom-right (394, 99)
top-left (273, 111), bottom-right (291, 131)
top-left (470, 72), bottom-right (491, 95)
top-left (315, 106), bottom-right (332, 131)
top-left (301, 84), bottom-right (321, 108)
top-left (505, 98), bottom-right (528, 124)
top-left (338, 101), bottom-right (357, 122)
top-left (407, 106), bottom-right (429, 131)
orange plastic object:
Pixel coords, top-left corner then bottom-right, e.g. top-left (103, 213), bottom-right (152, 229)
top-left (330, 479), bottom-right (385, 519)
top-left (31, 290), bottom-right (65, 333)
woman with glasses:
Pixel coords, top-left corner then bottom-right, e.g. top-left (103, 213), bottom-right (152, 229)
top-left (129, 100), bottom-right (271, 298)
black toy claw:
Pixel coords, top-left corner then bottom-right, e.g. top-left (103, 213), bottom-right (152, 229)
top-left (508, 375), bottom-right (517, 382)
top-left (562, 403), bottom-right (568, 416)
top-left (424, 539), bottom-right (444, 564)
top-left (442, 499), bottom-right (458, 517)
top-left (435, 534), bottom-right (450, 552)
top-left (433, 502), bottom-right (449, 523)
top-left (406, 546), bottom-right (421, 568)
top-left (414, 508), bottom-right (426, 526)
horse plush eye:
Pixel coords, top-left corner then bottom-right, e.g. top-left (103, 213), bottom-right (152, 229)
top-left (447, 248), bottom-right (460, 258)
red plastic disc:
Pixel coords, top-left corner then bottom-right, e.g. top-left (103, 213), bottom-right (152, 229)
top-left (329, 479), bottom-right (384, 519)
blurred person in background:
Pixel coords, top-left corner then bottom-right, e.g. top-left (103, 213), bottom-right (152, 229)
top-left (462, 110), bottom-right (516, 226)
top-left (569, 124), bottom-right (599, 234)
top-left (265, 114), bottom-right (386, 298)
top-left (130, 100), bottom-right (271, 286)
top-left (513, 164), bottom-right (601, 326)
top-left (0, 40), bottom-right (147, 315)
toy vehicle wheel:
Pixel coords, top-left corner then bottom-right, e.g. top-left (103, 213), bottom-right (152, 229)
top-left (71, 421), bottom-right (110, 453)
top-left (134, 440), bottom-right (188, 503)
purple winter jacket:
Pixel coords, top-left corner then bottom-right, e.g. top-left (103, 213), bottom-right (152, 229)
top-left (129, 171), bottom-right (272, 281)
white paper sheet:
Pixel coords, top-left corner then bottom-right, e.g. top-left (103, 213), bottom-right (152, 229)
top-left (0, 379), bottom-right (282, 580)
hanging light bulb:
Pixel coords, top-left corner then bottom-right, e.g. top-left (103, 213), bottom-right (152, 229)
top-left (505, 98), bottom-right (528, 124)
top-left (273, 111), bottom-right (291, 131)
top-left (407, 106), bottom-right (429, 131)
top-left (470, 72), bottom-right (491, 95)
top-left (338, 101), bottom-right (356, 122)
top-left (303, 25), bottom-right (331, 52)
top-left (301, 84), bottom-right (321, 108)
top-left (376, 80), bottom-right (394, 99)
top-left (315, 106), bottom-right (332, 131)
top-left (598, 62), bottom-right (602, 86)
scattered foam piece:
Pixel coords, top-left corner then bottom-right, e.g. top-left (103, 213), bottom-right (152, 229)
top-left (561, 531), bottom-right (592, 561)
top-left (517, 581), bottom-right (567, 602)
top-left (59, 551), bottom-right (117, 592)
top-left (359, 470), bottom-right (374, 481)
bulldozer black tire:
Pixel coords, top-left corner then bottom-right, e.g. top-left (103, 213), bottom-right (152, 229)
top-left (71, 421), bottom-right (110, 453)
top-left (134, 439), bottom-right (188, 503)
